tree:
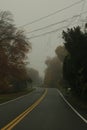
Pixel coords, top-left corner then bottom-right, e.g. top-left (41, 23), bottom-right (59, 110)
top-left (62, 25), bottom-right (87, 98)
top-left (0, 11), bottom-right (31, 92)
top-left (26, 68), bottom-right (42, 86)
top-left (55, 45), bottom-right (68, 62)
top-left (44, 56), bottom-right (62, 88)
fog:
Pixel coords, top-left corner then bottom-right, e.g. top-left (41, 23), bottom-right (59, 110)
top-left (0, 0), bottom-right (87, 77)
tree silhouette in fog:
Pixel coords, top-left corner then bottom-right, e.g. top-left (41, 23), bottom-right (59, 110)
top-left (0, 11), bottom-right (31, 92)
top-left (62, 25), bottom-right (87, 99)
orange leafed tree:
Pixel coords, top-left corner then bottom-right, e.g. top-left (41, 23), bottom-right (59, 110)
top-left (0, 11), bottom-right (31, 92)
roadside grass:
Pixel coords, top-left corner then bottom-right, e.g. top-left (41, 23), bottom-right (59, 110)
top-left (0, 88), bottom-right (35, 104)
top-left (65, 92), bottom-right (87, 120)
top-left (57, 83), bottom-right (87, 119)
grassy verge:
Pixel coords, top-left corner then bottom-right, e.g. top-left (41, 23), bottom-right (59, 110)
top-left (0, 88), bottom-right (35, 104)
top-left (57, 84), bottom-right (87, 119)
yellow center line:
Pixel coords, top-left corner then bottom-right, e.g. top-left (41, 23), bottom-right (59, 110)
top-left (1, 88), bottom-right (48, 130)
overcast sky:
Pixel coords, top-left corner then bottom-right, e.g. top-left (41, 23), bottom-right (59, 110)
top-left (0, 0), bottom-right (87, 77)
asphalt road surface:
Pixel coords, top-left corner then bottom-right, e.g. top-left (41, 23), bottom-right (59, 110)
top-left (0, 88), bottom-right (87, 130)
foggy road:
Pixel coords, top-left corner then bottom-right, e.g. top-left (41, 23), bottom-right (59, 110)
top-left (0, 88), bottom-right (87, 130)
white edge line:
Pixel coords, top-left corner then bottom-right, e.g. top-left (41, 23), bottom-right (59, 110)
top-left (0, 90), bottom-right (34, 106)
top-left (57, 89), bottom-right (87, 124)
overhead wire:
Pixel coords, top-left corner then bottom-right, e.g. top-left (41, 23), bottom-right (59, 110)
top-left (19, 0), bottom-right (84, 28)
top-left (28, 26), bottom-right (67, 39)
top-left (26, 15), bottom-right (80, 34)
top-left (26, 1), bottom-right (87, 40)
top-left (26, 10), bottom-right (87, 39)
top-left (78, 0), bottom-right (86, 27)
top-left (79, 0), bottom-right (86, 19)
top-left (26, 10), bottom-right (87, 35)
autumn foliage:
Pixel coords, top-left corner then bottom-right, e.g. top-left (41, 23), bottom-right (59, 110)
top-left (0, 11), bottom-right (31, 93)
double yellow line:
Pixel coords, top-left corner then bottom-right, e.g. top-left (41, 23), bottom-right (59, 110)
top-left (1, 88), bottom-right (48, 130)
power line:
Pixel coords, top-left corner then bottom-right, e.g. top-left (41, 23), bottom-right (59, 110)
top-left (26, 15), bottom-right (80, 34)
top-left (79, 0), bottom-right (86, 21)
top-left (26, 10), bottom-right (87, 34)
top-left (28, 26), bottom-right (67, 39)
top-left (27, 10), bottom-right (87, 39)
top-left (20, 0), bottom-right (83, 28)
